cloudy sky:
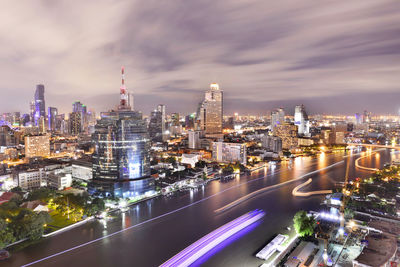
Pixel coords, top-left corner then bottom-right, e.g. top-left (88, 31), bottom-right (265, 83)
top-left (1, 0), bottom-right (400, 116)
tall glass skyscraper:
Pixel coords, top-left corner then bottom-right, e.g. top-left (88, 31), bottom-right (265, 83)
top-left (90, 68), bottom-right (154, 197)
top-left (294, 104), bottom-right (310, 136)
top-left (47, 107), bottom-right (57, 131)
top-left (198, 83), bottom-right (223, 134)
top-left (34, 84), bottom-right (45, 125)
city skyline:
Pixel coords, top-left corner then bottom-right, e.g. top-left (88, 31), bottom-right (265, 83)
top-left (1, 1), bottom-right (400, 115)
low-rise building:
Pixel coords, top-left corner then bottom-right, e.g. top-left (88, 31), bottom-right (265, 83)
top-left (180, 154), bottom-right (200, 168)
top-left (47, 171), bottom-right (72, 190)
top-left (72, 160), bottom-right (93, 181)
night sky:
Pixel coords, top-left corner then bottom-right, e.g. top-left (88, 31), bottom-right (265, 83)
top-left (1, 0), bottom-right (400, 115)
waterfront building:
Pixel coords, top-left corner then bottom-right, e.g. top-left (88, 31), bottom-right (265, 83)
top-left (274, 123), bottom-right (298, 150)
top-left (262, 135), bottom-right (282, 153)
top-left (91, 67), bottom-right (154, 197)
top-left (212, 141), bottom-right (246, 165)
top-left (294, 104), bottom-right (310, 136)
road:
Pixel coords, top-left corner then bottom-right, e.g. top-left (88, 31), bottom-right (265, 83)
top-left (2, 148), bottom-right (398, 267)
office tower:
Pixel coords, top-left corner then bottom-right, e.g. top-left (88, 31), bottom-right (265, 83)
top-left (262, 136), bottom-right (282, 153)
top-left (34, 84), bottom-right (46, 125)
top-left (10, 112), bottom-right (20, 126)
top-left (363, 110), bottom-right (370, 123)
top-left (48, 107), bottom-right (58, 132)
top-left (24, 134), bottom-right (50, 158)
top-left (157, 104), bottom-right (166, 134)
top-left (212, 141), bottom-right (247, 165)
top-left (171, 113), bottom-right (180, 126)
top-left (355, 113), bottom-right (362, 124)
top-left (91, 67), bottom-right (154, 197)
top-left (21, 114), bottom-right (30, 126)
top-left (38, 116), bottom-right (46, 133)
top-left (188, 130), bottom-right (201, 149)
top-left (72, 101), bottom-right (89, 132)
top-left (198, 83), bottom-right (223, 134)
top-left (271, 108), bottom-right (285, 131)
top-left (29, 101), bottom-right (35, 123)
top-left (274, 123), bottom-right (298, 150)
top-left (69, 112), bottom-right (82, 135)
top-left (294, 104), bottom-right (309, 136)
top-left (0, 126), bottom-right (17, 146)
top-left (149, 109), bottom-right (163, 142)
top-left (185, 114), bottom-right (195, 129)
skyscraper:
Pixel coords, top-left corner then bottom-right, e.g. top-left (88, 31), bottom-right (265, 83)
top-left (72, 101), bottom-right (88, 132)
top-left (271, 108), bottom-right (285, 131)
top-left (198, 83), bottom-right (223, 134)
top-left (157, 104), bottom-right (166, 134)
top-left (69, 112), bottom-right (82, 135)
top-left (34, 84), bottom-right (46, 125)
top-left (48, 107), bottom-right (58, 132)
top-left (149, 109), bottom-right (163, 142)
top-left (294, 105), bottom-right (309, 136)
top-left (91, 67), bottom-right (154, 197)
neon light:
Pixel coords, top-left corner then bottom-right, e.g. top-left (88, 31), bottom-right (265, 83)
top-left (161, 210), bottom-right (265, 267)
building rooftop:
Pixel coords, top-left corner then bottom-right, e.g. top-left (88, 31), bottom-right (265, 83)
top-left (353, 233), bottom-right (397, 267)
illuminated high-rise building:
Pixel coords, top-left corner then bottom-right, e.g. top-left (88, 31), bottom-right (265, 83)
top-left (91, 67), bottom-right (154, 197)
top-left (34, 84), bottom-right (46, 125)
top-left (149, 109), bottom-right (163, 142)
top-left (271, 108), bottom-right (285, 131)
top-left (294, 104), bottom-right (309, 136)
top-left (198, 83), bottom-right (223, 134)
top-left (69, 112), bottom-right (81, 135)
top-left (48, 107), bottom-right (57, 132)
top-left (25, 134), bottom-right (50, 158)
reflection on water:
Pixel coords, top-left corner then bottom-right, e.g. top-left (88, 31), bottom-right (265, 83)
top-left (5, 149), bottom-right (397, 267)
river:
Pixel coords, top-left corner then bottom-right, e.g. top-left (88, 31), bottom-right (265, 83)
top-left (2, 148), bottom-right (397, 267)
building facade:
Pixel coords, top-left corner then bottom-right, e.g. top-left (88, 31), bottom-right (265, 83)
top-left (198, 83), bottom-right (223, 134)
top-left (212, 141), bottom-right (246, 165)
top-left (24, 134), bottom-right (50, 158)
top-left (294, 104), bottom-right (310, 136)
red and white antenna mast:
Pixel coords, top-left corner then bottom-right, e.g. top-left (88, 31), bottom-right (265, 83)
top-left (119, 66), bottom-right (130, 110)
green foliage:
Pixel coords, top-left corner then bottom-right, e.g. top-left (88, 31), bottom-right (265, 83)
top-left (0, 218), bottom-right (15, 249)
top-left (27, 187), bottom-right (56, 202)
top-left (10, 186), bottom-right (22, 193)
top-left (9, 210), bottom-right (51, 241)
top-left (293, 211), bottom-right (315, 237)
top-left (222, 165), bottom-right (234, 175)
top-left (165, 156), bottom-right (177, 165)
top-left (85, 198), bottom-right (105, 216)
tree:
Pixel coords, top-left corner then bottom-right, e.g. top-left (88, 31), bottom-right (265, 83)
top-left (10, 210), bottom-right (51, 240)
top-left (165, 156), bottom-right (176, 165)
top-left (293, 211), bottom-right (315, 237)
top-left (11, 186), bottom-right (22, 192)
top-left (0, 218), bottom-right (15, 249)
top-left (27, 187), bottom-right (56, 201)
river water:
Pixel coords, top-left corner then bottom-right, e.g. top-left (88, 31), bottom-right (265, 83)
top-left (2, 148), bottom-right (397, 267)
